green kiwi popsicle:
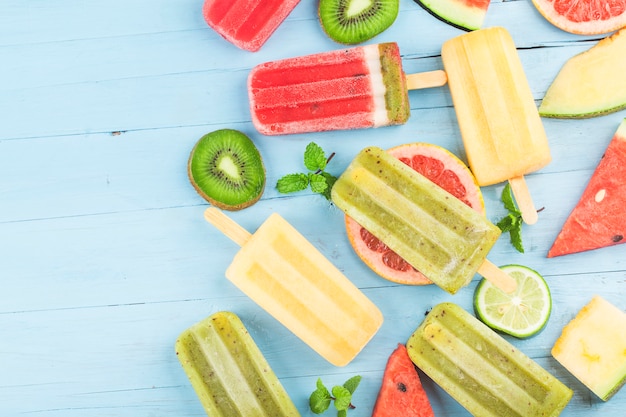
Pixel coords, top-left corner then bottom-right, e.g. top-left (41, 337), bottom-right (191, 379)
top-left (407, 303), bottom-right (572, 417)
top-left (175, 311), bottom-right (301, 417)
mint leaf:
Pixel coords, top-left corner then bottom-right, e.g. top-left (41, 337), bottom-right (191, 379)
top-left (343, 375), bottom-right (361, 394)
top-left (309, 378), bottom-right (331, 414)
top-left (304, 142), bottom-right (327, 171)
top-left (309, 173), bottom-right (329, 194)
top-left (320, 172), bottom-right (338, 200)
top-left (276, 173), bottom-right (309, 193)
top-left (510, 224), bottom-right (525, 253)
top-left (496, 184), bottom-right (524, 253)
top-left (277, 142), bottom-right (337, 200)
top-left (309, 376), bottom-right (361, 416)
top-left (332, 386), bottom-right (351, 411)
top-left (501, 183), bottom-right (520, 214)
top-left (496, 213), bottom-right (517, 233)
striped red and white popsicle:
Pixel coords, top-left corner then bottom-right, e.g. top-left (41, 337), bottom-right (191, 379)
top-left (248, 42), bottom-right (446, 135)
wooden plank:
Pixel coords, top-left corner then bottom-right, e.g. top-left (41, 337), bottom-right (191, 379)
top-left (1, 0), bottom-right (625, 416)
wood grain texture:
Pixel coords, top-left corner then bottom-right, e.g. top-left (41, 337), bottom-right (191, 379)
top-left (1, 0), bottom-right (625, 416)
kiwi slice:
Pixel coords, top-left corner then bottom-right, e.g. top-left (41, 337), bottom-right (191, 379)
top-left (318, 0), bottom-right (399, 45)
top-left (188, 129), bottom-right (266, 211)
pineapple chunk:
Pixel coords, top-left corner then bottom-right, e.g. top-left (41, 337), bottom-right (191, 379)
top-left (552, 296), bottom-right (626, 401)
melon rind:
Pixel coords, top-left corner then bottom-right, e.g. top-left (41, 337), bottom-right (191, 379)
top-left (414, 0), bottom-right (490, 31)
top-left (551, 296), bottom-right (626, 401)
top-left (539, 28), bottom-right (626, 118)
top-left (547, 118), bottom-right (626, 257)
top-left (372, 344), bottom-right (435, 417)
top-left (531, 0), bottom-right (626, 35)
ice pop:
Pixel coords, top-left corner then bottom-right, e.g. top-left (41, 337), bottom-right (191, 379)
top-left (202, 0), bottom-right (300, 52)
top-left (442, 27), bottom-right (551, 225)
top-left (407, 303), bottom-right (573, 417)
top-left (204, 207), bottom-right (383, 367)
top-left (331, 146), bottom-right (516, 295)
top-left (175, 311), bottom-right (301, 417)
top-left (248, 42), bottom-right (447, 135)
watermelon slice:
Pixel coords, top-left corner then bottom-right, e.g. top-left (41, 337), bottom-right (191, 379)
top-left (414, 0), bottom-right (491, 31)
top-left (548, 118), bottom-right (626, 257)
top-left (372, 344), bottom-right (434, 417)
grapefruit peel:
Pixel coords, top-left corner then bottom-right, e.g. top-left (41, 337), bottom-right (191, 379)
top-left (531, 0), bottom-right (626, 35)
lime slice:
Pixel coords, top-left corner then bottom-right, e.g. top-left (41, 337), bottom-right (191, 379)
top-left (473, 264), bottom-right (552, 338)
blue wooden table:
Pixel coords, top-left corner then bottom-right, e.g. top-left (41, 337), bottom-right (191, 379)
top-left (1, 1), bottom-right (625, 416)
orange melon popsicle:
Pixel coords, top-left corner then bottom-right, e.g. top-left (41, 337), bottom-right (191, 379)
top-left (248, 42), bottom-right (447, 135)
top-left (442, 27), bottom-right (551, 225)
top-left (204, 207), bottom-right (383, 367)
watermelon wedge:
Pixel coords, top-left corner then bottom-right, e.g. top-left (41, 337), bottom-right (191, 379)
top-left (414, 0), bottom-right (491, 31)
top-left (372, 344), bottom-right (434, 417)
top-left (548, 118), bottom-right (626, 257)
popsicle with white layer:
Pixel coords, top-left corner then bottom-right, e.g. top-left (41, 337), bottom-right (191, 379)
top-left (248, 42), bottom-right (447, 135)
top-left (204, 207), bottom-right (383, 367)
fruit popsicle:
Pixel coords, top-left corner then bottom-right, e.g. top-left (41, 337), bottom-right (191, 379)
top-left (331, 146), bottom-right (516, 295)
top-left (248, 42), bottom-right (447, 135)
top-left (442, 27), bottom-right (551, 225)
top-left (176, 311), bottom-right (301, 417)
top-left (407, 303), bottom-right (573, 417)
top-left (202, 0), bottom-right (300, 52)
top-left (204, 207), bottom-right (383, 367)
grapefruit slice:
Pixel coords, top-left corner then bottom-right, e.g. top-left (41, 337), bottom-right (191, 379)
top-left (532, 0), bottom-right (626, 35)
top-left (548, 118), bottom-right (626, 257)
top-left (372, 344), bottom-right (434, 417)
top-left (345, 143), bottom-right (484, 285)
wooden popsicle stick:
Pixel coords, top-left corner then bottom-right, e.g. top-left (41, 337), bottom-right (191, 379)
top-left (204, 207), bottom-right (252, 247)
top-left (508, 175), bottom-right (538, 225)
top-left (478, 260), bottom-right (517, 294)
top-left (405, 70), bottom-right (448, 90)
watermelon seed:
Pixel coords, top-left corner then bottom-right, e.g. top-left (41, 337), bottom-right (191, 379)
top-left (595, 189), bottom-right (606, 203)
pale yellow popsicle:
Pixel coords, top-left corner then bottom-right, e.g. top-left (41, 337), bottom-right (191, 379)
top-left (442, 27), bottom-right (551, 224)
top-left (204, 207), bottom-right (383, 367)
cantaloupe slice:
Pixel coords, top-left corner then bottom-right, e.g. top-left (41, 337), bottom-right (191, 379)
top-left (551, 296), bottom-right (626, 401)
top-left (539, 27), bottom-right (626, 118)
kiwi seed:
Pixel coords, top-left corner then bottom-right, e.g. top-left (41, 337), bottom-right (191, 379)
top-left (188, 129), bottom-right (266, 211)
top-left (318, 0), bottom-right (399, 45)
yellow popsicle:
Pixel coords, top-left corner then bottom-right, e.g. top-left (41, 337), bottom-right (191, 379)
top-left (204, 207), bottom-right (383, 367)
top-left (442, 27), bottom-right (551, 224)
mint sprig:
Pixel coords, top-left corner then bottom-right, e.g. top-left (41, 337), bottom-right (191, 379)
top-left (496, 183), bottom-right (524, 253)
top-left (309, 376), bottom-right (361, 416)
top-left (276, 142), bottom-right (337, 200)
